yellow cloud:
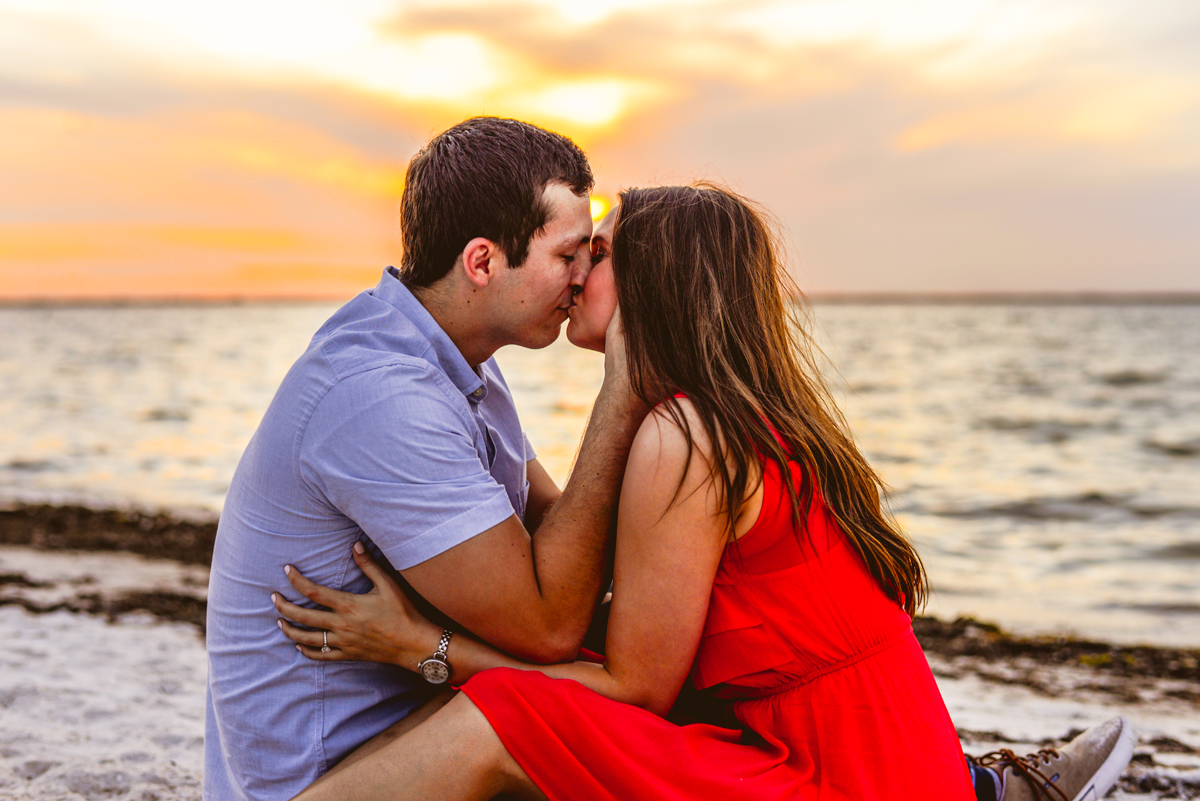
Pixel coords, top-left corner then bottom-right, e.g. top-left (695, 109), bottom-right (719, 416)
top-left (223, 140), bottom-right (405, 198)
top-left (503, 77), bottom-right (673, 131)
top-left (341, 32), bottom-right (507, 102)
top-left (233, 262), bottom-right (384, 290)
top-left (174, 109), bottom-right (407, 198)
top-left (0, 224), bottom-right (108, 260)
top-left (145, 226), bottom-right (313, 251)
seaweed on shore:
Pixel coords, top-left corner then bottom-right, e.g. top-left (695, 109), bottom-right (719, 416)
top-left (2, 502), bottom-right (1198, 690)
top-left (0, 590), bottom-right (208, 633)
top-left (0, 503), bottom-right (217, 565)
top-left (914, 616), bottom-right (1200, 685)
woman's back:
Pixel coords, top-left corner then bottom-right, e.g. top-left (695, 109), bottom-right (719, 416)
top-left (694, 452), bottom-right (914, 694)
top-left (689, 451), bottom-right (973, 798)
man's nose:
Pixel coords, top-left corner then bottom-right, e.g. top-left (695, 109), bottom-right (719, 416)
top-left (570, 248), bottom-right (592, 289)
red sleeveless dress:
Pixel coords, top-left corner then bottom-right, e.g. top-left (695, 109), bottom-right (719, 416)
top-left (460, 447), bottom-right (973, 800)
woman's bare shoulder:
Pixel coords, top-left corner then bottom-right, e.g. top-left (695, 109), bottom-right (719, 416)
top-left (632, 397), bottom-right (714, 463)
top-left (629, 395), bottom-right (764, 539)
top-left (624, 396), bottom-right (722, 498)
top-left (620, 398), bottom-right (729, 546)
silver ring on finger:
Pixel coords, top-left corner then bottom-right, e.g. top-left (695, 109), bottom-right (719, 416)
top-left (321, 631), bottom-right (331, 653)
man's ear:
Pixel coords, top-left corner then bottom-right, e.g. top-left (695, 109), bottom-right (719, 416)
top-left (461, 238), bottom-right (505, 288)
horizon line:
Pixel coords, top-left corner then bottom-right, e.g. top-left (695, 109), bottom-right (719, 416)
top-left (2, 290), bottom-right (1200, 309)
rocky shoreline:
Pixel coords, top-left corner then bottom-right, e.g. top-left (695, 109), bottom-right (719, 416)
top-left (914, 617), bottom-right (1200, 699)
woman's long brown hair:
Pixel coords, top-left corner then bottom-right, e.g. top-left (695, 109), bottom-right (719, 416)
top-left (612, 184), bottom-right (928, 615)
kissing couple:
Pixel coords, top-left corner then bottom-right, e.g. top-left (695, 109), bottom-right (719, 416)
top-left (205, 116), bottom-right (1135, 801)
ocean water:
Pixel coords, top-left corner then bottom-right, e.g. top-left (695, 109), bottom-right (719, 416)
top-left (1, 302), bottom-right (1197, 647)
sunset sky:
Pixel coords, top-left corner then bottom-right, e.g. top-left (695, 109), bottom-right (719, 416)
top-left (2, 0), bottom-right (1198, 300)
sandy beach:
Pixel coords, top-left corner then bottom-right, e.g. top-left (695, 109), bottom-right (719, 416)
top-left (1, 505), bottom-right (1197, 800)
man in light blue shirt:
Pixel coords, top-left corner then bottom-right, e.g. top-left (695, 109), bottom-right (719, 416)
top-left (205, 118), bottom-right (646, 800)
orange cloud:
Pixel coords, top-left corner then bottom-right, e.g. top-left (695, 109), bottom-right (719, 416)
top-left (0, 262), bottom-right (384, 302)
top-left (0, 106), bottom-right (405, 212)
top-left (0, 223), bottom-right (325, 258)
top-left (0, 104), bottom-right (403, 300)
top-left (0, 221), bottom-right (391, 300)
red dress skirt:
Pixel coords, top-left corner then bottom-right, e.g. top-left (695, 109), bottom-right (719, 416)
top-left (461, 453), bottom-right (973, 800)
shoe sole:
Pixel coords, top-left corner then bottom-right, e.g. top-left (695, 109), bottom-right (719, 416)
top-left (1070, 715), bottom-right (1138, 801)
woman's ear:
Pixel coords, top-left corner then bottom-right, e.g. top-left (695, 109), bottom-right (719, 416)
top-left (460, 237), bottom-right (505, 288)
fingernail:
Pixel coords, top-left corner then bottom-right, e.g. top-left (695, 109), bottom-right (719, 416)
top-left (284, 565), bottom-right (291, 575)
top-left (296, 644), bottom-right (302, 651)
top-left (277, 619), bottom-right (283, 629)
top-left (271, 593), bottom-right (277, 604)
top-left (353, 541), bottom-right (364, 554)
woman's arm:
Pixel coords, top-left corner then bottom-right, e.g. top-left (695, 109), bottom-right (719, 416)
top-left (276, 400), bottom-right (732, 716)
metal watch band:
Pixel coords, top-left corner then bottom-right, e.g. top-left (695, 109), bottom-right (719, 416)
top-left (417, 629), bottom-right (454, 684)
top-left (434, 628), bottom-right (452, 659)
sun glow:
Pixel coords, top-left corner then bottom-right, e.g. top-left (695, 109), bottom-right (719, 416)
top-left (334, 33), bottom-right (505, 102)
top-left (589, 196), bottom-right (612, 222)
top-left (516, 81), bottom-right (620, 128)
top-left (509, 78), bottom-right (668, 130)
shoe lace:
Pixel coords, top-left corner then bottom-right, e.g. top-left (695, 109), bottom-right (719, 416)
top-left (967, 748), bottom-right (1070, 801)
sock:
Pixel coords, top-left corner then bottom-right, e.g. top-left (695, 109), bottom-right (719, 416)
top-left (968, 762), bottom-right (1001, 801)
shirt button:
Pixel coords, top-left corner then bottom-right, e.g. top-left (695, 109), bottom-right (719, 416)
top-left (472, 387), bottom-right (484, 398)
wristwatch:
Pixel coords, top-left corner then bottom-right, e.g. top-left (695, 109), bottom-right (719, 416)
top-left (417, 629), bottom-right (453, 684)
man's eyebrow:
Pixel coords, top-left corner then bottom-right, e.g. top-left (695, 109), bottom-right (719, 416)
top-left (552, 233), bottom-right (590, 249)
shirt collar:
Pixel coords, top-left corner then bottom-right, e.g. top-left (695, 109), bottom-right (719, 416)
top-left (374, 267), bottom-right (487, 402)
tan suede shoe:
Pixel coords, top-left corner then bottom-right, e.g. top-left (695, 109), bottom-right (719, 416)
top-left (969, 716), bottom-right (1136, 801)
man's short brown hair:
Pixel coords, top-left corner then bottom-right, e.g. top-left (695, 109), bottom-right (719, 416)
top-left (399, 117), bottom-right (594, 287)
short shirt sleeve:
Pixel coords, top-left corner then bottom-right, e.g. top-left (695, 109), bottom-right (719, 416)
top-left (299, 361), bottom-right (516, 570)
top-left (523, 432), bottom-right (537, 463)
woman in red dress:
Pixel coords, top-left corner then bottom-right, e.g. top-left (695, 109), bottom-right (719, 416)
top-left (277, 184), bottom-right (976, 800)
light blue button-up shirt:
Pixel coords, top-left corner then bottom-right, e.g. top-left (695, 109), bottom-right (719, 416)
top-left (205, 268), bottom-right (532, 800)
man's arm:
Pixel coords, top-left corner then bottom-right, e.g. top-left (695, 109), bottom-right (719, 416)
top-left (277, 399), bottom-right (728, 717)
top-left (399, 361), bottom-right (643, 664)
top-left (522, 457), bottom-right (560, 534)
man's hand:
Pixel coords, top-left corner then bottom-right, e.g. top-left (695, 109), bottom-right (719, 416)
top-left (603, 306), bottom-right (631, 392)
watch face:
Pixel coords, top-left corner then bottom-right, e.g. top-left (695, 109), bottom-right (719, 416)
top-left (420, 658), bottom-right (450, 684)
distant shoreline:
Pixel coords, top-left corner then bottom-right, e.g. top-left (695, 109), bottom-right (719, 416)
top-left (808, 291), bottom-right (1200, 305)
top-left (2, 292), bottom-right (1200, 308)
